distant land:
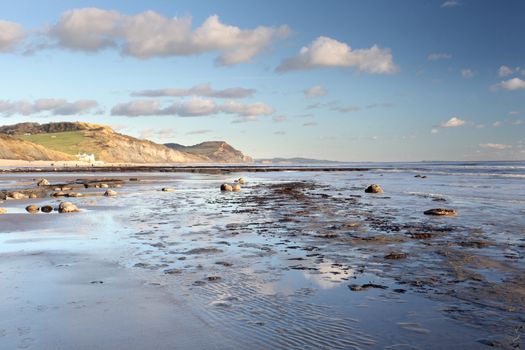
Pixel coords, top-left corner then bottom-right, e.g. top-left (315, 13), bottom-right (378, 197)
top-left (256, 157), bottom-right (343, 165)
top-left (0, 122), bottom-right (252, 164)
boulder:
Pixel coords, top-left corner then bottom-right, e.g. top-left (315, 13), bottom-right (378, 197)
top-left (29, 193), bottom-right (38, 199)
top-left (67, 192), bottom-right (83, 197)
top-left (162, 187), bottom-right (175, 192)
top-left (58, 202), bottom-right (79, 213)
top-left (37, 179), bottom-right (50, 186)
top-left (52, 191), bottom-right (67, 197)
top-left (0, 208), bottom-right (7, 214)
top-left (104, 189), bottom-right (117, 197)
top-left (365, 184), bottom-right (384, 194)
top-left (100, 184), bottom-right (109, 188)
top-left (236, 177), bottom-right (246, 185)
top-left (231, 184), bottom-right (241, 192)
top-left (25, 205), bottom-right (40, 213)
top-left (424, 208), bottom-right (457, 216)
top-left (220, 184), bottom-right (233, 192)
top-left (9, 192), bottom-right (29, 200)
top-left (41, 205), bottom-right (53, 213)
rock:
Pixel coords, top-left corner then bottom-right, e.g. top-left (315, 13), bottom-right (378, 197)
top-left (25, 205), bottom-right (40, 213)
top-left (29, 193), bottom-right (38, 198)
top-left (58, 202), bottom-right (79, 213)
top-left (41, 205), bottom-right (53, 213)
top-left (231, 184), bottom-right (241, 192)
top-left (9, 192), bottom-right (28, 200)
top-left (66, 192), bottom-right (83, 197)
top-left (162, 187), bottom-right (175, 192)
top-left (37, 179), bottom-right (50, 186)
top-left (424, 208), bottom-right (457, 216)
top-left (104, 189), bottom-right (117, 196)
top-left (365, 184), bottom-right (384, 194)
top-left (236, 177), bottom-right (246, 184)
top-left (129, 178), bottom-right (139, 181)
top-left (100, 184), bottom-right (109, 188)
top-left (0, 208), bottom-right (7, 214)
top-left (220, 184), bottom-right (233, 192)
top-left (52, 191), bottom-right (67, 197)
top-left (348, 283), bottom-right (388, 291)
top-left (384, 252), bottom-right (408, 259)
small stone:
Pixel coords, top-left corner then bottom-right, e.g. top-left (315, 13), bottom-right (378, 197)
top-left (236, 177), bottom-right (246, 184)
top-left (41, 205), bottom-right (53, 213)
top-left (25, 205), bottom-right (39, 213)
top-left (104, 189), bottom-right (117, 196)
top-left (100, 184), bottom-right (109, 188)
top-left (52, 191), bottom-right (67, 197)
top-left (162, 187), bottom-right (175, 192)
top-left (424, 208), bottom-right (457, 216)
top-left (365, 184), bottom-right (384, 193)
top-left (0, 208), bottom-right (7, 214)
top-left (207, 276), bottom-right (221, 281)
top-left (385, 252), bottom-right (408, 260)
top-left (231, 184), bottom-right (241, 192)
top-left (220, 184), bottom-right (233, 192)
top-left (9, 192), bottom-right (28, 200)
top-left (58, 202), bottom-right (79, 213)
top-left (37, 179), bottom-right (50, 186)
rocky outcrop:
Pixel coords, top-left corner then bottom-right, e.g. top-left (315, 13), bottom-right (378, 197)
top-left (58, 202), bottom-right (79, 213)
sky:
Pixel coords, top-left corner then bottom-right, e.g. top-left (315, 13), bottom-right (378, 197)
top-left (0, 0), bottom-right (524, 161)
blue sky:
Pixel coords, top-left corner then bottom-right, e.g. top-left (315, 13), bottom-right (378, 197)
top-left (0, 0), bottom-right (524, 161)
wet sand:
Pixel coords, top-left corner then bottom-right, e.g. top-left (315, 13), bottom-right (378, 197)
top-left (1, 171), bottom-right (524, 349)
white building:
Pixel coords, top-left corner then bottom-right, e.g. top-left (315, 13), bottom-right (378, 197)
top-left (76, 153), bottom-right (96, 163)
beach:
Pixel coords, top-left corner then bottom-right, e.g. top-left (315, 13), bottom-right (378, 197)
top-left (1, 162), bottom-right (524, 349)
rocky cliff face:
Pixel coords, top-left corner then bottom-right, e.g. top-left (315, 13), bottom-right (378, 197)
top-left (0, 122), bottom-right (103, 135)
top-left (0, 134), bottom-right (74, 161)
top-left (85, 127), bottom-right (207, 163)
top-left (165, 141), bottom-right (253, 163)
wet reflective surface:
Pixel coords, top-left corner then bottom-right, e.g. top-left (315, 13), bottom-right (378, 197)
top-left (1, 168), bottom-right (524, 349)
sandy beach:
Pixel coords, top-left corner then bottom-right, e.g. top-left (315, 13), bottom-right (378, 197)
top-left (1, 164), bottom-right (524, 349)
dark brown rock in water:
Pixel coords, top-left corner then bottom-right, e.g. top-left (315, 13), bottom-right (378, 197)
top-left (385, 252), bottom-right (408, 259)
top-left (365, 184), bottom-right (383, 193)
top-left (424, 208), bottom-right (457, 216)
top-left (41, 205), bottom-right (53, 213)
top-left (25, 205), bottom-right (39, 213)
top-left (207, 276), bottom-right (221, 281)
top-left (164, 268), bottom-right (182, 275)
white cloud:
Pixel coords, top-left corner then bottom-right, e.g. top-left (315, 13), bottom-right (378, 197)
top-left (277, 36), bottom-right (398, 74)
top-left (304, 86), bottom-right (327, 98)
top-left (491, 77), bottom-right (525, 91)
top-left (498, 65), bottom-right (514, 77)
top-left (186, 129), bottom-right (212, 135)
top-left (0, 20), bottom-right (25, 52)
top-left (492, 120), bottom-right (502, 127)
top-left (431, 128), bottom-right (439, 134)
top-left (427, 52), bottom-right (452, 61)
top-left (132, 83), bottom-right (255, 99)
top-left (461, 68), bottom-right (476, 78)
top-left (441, 1), bottom-right (461, 8)
top-left (0, 98), bottom-right (98, 116)
top-left (479, 143), bottom-right (512, 150)
top-left (111, 98), bottom-right (274, 120)
top-left (441, 117), bottom-right (466, 128)
top-left (48, 8), bottom-right (290, 65)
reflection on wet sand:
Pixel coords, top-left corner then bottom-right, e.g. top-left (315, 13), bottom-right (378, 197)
top-left (1, 170), bottom-right (524, 349)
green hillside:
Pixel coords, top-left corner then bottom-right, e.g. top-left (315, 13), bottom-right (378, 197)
top-left (17, 131), bottom-right (99, 157)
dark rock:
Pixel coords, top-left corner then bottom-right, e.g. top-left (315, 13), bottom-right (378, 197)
top-left (424, 208), bottom-right (457, 216)
top-left (365, 184), bottom-right (384, 193)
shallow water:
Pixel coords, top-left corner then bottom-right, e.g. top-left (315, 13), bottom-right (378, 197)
top-left (1, 164), bottom-right (524, 349)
